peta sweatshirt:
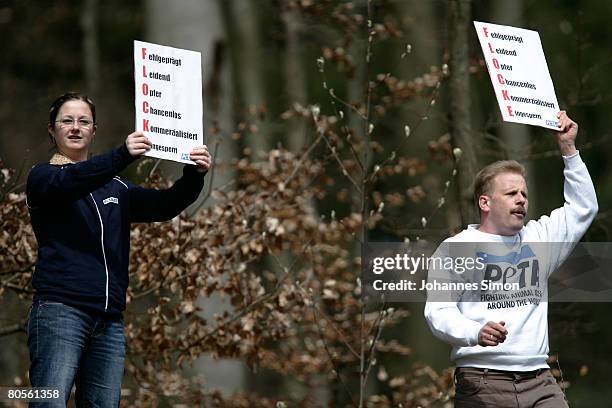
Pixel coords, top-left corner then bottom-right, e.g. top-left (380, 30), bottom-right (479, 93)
top-left (424, 152), bottom-right (598, 371)
top-left (26, 145), bottom-right (205, 316)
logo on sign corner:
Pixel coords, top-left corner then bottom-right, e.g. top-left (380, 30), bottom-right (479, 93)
top-left (545, 119), bottom-right (559, 127)
top-left (181, 153), bottom-right (190, 161)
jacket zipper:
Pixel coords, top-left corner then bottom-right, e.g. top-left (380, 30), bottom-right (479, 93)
top-left (90, 193), bottom-right (109, 311)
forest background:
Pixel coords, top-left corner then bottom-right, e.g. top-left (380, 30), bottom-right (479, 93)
top-left (1, 0), bottom-right (612, 407)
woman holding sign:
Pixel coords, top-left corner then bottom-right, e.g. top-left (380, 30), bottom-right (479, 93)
top-left (25, 92), bottom-right (211, 406)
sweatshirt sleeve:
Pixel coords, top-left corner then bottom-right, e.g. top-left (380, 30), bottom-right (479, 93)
top-left (27, 144), bottom-right (136, 208)
top-left (423, 241), bottom-right (483, 347)
top-left (424, 302), bottom-right (482, 347)
top-left (526, 152), bottom-right (598, 272)
top-left (128, 164), bottom-right (205, 223)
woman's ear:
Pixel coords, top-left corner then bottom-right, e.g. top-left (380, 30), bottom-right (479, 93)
top-left (47, 123), bottom-right (56, 145)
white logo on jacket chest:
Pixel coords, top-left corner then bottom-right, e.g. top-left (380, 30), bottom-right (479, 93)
top-left (103, 197), bottom-right (119, 205)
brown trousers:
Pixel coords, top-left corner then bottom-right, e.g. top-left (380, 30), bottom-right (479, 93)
top-left (454, 367), bottom-right (569, 408)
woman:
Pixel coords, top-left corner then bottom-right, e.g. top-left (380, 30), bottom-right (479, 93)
top-left (26, 92), bottom-right (211, 406)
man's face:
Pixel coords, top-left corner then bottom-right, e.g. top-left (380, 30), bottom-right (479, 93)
top-left (482, 172), bottom-right (528, 236)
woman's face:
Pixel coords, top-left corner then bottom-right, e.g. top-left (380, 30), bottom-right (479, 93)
top-left (48, 100), bottom-right (96, 160)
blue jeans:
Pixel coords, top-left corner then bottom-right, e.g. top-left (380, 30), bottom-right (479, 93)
top-left (27, 300), bottom-right (125, 407)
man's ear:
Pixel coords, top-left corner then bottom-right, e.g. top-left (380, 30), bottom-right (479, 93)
top-left (478, 195), bottom-right (490, 213)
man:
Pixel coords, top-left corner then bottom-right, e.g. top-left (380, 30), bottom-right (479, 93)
top-left (424, 111), bottom-right (598, 407)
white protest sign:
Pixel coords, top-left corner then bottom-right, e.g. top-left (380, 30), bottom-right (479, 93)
top-left (134, 40), bottom-right (203, 164)
top-left (474, 21), bottom-right (560, 130)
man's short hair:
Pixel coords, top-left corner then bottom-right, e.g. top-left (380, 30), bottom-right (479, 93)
top-left (473, 160), bottom-right (525, 214)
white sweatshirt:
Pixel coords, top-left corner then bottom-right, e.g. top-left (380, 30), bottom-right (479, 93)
top-left (424, 153), bottom-right (598, 371)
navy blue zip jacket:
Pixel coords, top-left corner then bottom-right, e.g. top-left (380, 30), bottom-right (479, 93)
top-left (26, 144), bottom-right (205, 316)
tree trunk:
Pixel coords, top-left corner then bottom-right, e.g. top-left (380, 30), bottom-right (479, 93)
top-left (448, 0), bottom-right (478, 228)
top-left (144, 0), bottom-right (244, 396)
top-left (281, 5), bottom-right (308, 153)
top-left (225, 1), bottom-right (273, 155)
top-left (492, 0), bottom-right (536, 214)
top-left (80, 0), bottom-right (100, 97)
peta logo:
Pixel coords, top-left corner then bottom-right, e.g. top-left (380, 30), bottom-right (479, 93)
top-left (103, 197), bottom-right (119, 205)
top-left (477, 245), bottom-right (540, 289)
top-left (181, 153), bottom-right (190, 160)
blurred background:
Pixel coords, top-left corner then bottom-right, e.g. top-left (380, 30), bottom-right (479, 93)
top-left (1, 0), bottom-right (611, 406)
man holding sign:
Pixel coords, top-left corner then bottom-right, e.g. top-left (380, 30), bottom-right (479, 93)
top-left (424, 112), bottom-right (597, 407)
top-left (424, 21), bottom-right (597, 406)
